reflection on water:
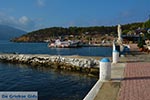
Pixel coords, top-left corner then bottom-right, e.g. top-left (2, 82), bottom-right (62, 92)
top-left (0, 62), bottom-right (97, 100)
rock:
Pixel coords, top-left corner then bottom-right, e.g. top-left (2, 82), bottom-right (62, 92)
top-left (0, 54), bottom-right (99, 77)
top-left (90, 68), bottom-right (99, 75)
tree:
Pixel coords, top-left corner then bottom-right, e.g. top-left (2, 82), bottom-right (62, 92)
top-left (143, 20), bottom-right (150, 28)
top-left (122, 30), bottom-right (130, 35)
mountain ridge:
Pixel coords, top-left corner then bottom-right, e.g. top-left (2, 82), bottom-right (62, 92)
top-left (0, 25), bottom-right (26, 40)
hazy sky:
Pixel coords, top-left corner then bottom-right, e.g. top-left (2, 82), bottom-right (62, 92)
top-left (0, 0), bottom-right (150, 31)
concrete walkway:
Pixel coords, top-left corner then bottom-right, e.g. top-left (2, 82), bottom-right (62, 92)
top-left (117, 62), bottom-right (150, 100)
top-left (85, 44), bottom-right (150, 100)
top-left (94, 60), bottom-right (150, 100)
top-left (94, 44), bottom-right (150, 100)
top-left (94, 63), bottom-right (126, 100)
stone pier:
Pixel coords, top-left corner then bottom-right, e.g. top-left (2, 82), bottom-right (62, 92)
top-left (0, 54), bottom-right (100, 76)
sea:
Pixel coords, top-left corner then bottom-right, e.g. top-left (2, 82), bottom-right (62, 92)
top-left (0, 40), bottom-right (112, 100)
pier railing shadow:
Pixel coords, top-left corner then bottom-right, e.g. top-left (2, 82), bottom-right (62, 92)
top-left (111, 76), bottom-right (150, 82)
top-left (123, 76), bottom-right (150, 81)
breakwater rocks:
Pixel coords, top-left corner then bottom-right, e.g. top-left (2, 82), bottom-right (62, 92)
top-left (0, 54), bottom-right (99, 76)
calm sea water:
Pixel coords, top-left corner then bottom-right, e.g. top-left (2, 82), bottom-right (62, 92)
top-left (0, 62), bottom-right (97, 100)
top-left (0, 40), bottom-right (112, 100)
top-left (0, 40), bottom-right (112, 56)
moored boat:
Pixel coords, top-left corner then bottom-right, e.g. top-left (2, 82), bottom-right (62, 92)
top-left (48, 39), bottom-right (81, 48)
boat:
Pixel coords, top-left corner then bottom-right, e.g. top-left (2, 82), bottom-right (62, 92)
top-left (48, 39), bottom-right (81, 48)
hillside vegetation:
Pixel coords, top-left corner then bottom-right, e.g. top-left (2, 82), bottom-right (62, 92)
top-left (12, 22), bottom-right (144, 42)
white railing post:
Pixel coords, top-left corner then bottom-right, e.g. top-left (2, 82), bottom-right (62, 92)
top-left (112, 50), bottom-right (119, 63)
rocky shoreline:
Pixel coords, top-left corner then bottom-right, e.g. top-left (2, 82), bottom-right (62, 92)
top-left (0, 54), bottom-right (100, 77)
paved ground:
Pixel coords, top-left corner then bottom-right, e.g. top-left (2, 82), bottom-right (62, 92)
top-left (117, 44), bottom-right (150, 100)
top-left (117, 62), bottom-right (150, 100)
top-left (111, 63), bottom-right (126, 82)
top-left (94, 82), bottom-right (120, 100)
top-left (94, 44), bottom-right (150, 100)
top-left (94, 63), bottom-right (125, 100)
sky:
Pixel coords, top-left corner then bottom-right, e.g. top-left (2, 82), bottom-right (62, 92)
top-left (0, 0), bottom-right (150, 32)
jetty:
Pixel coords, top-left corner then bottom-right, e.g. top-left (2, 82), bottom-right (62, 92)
top-left (83, 43), bottom-right (150, 100)
top-left (0, 54), bottom-right (100, 76)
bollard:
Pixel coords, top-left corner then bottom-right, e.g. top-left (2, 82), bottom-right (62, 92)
top-left (112, 50), bottom-right (119, 63)
top-left (100, 58), bottom-right (111, 81)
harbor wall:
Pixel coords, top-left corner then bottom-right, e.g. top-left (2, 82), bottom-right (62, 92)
top-left (83, 80), bottom-right (103, 100)
top-left (0, 54), bottom-right (99, 76)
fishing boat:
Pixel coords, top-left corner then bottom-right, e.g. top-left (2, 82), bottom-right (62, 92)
top-left (48, 39), bottom-right (81, 48)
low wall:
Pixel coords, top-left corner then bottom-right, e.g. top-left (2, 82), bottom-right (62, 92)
top-left (0, 54), bottom-right (99, 76)
top-left (83, 80), bottom-right (103, 100)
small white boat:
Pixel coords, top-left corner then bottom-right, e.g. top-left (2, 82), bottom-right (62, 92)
top-left (48, 39), bottom-right (80, 48)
